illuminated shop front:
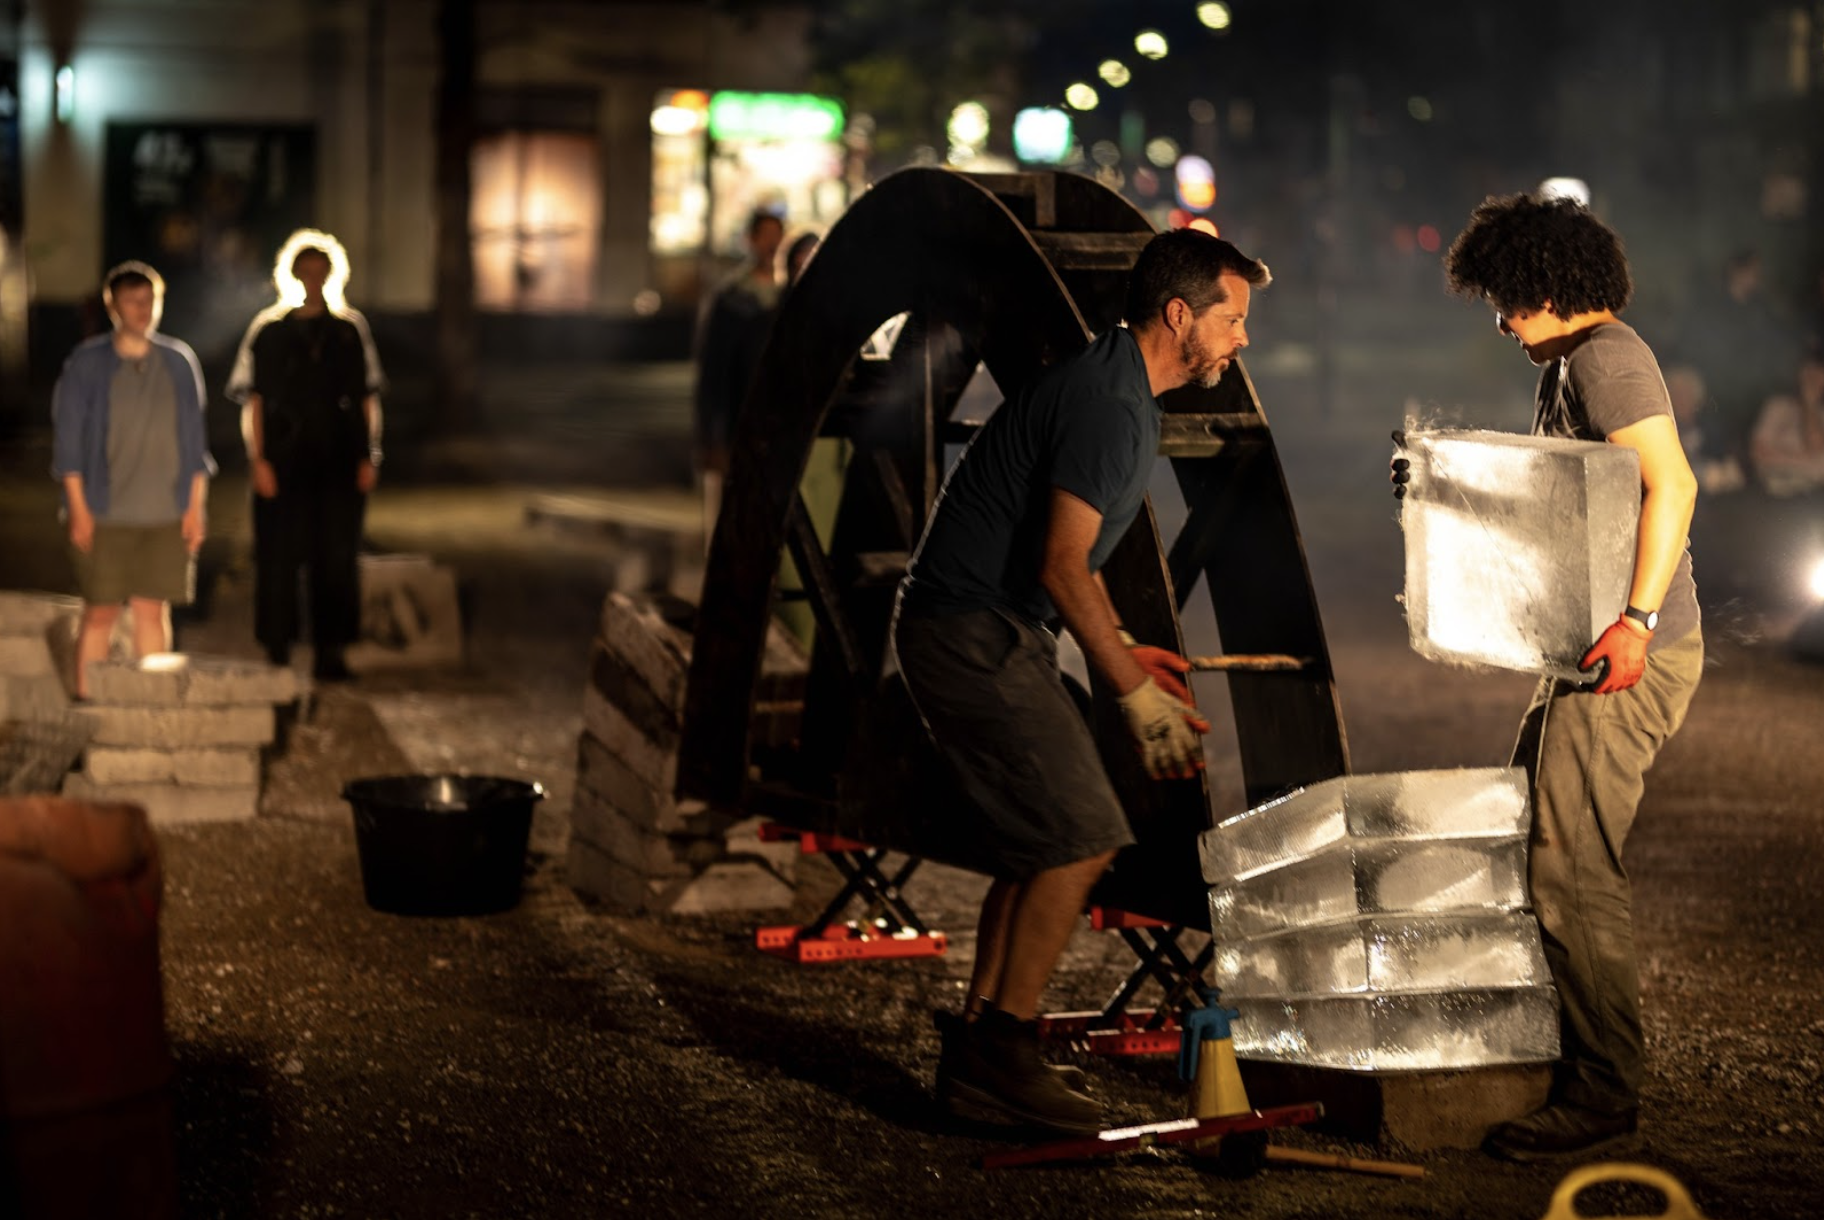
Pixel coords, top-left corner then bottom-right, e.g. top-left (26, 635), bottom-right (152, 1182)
top-left (649, 88), bottom-right (846, 298)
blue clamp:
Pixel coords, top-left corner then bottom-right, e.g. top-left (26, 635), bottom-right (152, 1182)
top-left (1177, 986), bottom-right (1240, 1083)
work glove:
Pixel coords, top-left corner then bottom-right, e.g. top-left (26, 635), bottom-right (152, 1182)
top-left (1579, 618), bottom-right (1649, 694)
top-left (1390, 430), bottom-right (1411, 500)
top-left (1117, 678), bottom-right (1209, 780)
top-left (1118, 628), bottom-right (1196, 705)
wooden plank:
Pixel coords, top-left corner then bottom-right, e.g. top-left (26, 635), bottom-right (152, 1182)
top-left (1158, 412), bottom-right (1267, 457)
top-left (784, 494), bottom-right (866, 682)
top-left (1029, 230), bottom-right (1154, 271)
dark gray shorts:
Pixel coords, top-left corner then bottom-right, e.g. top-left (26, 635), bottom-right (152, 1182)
top-left (893, 606), bottom-right (1134, 879)
top-left (71, 521), bottom-right (194, 606)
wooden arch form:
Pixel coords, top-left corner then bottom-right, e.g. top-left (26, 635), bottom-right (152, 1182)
top-left (678, 168), bottom-right (1347, 927)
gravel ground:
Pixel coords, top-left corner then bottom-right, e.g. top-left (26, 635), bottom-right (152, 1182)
top-left (6, 382), bottom-right (1823, 1218)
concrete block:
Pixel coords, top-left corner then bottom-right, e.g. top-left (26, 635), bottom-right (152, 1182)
top-left (575, 729), bottom-right (674, 830)
top-left (579, 685), bottom-right (676, 793)
top-left (181, 657), bottom-right (299, 706)
top-left (565, 836), bottom-right (666, 913)
top-left (659, 860), bottom-right (795, 915)
top-left (568, 789), bottom-right (704, 880)
top-left (723, 815), bottom-right (799, 880)
top-left (344, 554), bottom-right (463, 672)
top-left (595, 592), bottom-right (692, 712)
top-left (85, 747), bottom-right (262, 787)
top-left (586, 641), bottom-right (679, 741)
top-left (1238, 1059), bottom-right (1552, 1151)
top-left (79, 705), bottom-right (275, 749)
top-left (0, 592), bottom-right (81, 637)
top-left (0, 672), bottom-right (71, 721)
top-left (0, 637), bottom-right (56, 677)
top-left (59, 774), bottom-right (260, 824)
top-left (86, 662), bottom-right (185, 706)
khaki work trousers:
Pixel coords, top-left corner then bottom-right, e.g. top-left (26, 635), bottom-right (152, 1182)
top-left (1510, 627), bottom-right (1704, 1114)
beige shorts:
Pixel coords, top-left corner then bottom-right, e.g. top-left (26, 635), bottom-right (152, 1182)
top-left (71, 521), bottom-right (195, 606)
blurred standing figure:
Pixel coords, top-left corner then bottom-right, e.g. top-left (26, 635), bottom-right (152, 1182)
top-left (51, 262), bottom-right (215, 698)
top-left (1429, 193), bottom-right (1702, 1164)
top-left (227, 231), bottom-right (385, 681)
top-left (693, 208), bottom-right (784, 532)
top-left (1684, 251), bottom-right (1791, 479)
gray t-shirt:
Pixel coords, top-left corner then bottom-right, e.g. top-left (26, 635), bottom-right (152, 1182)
top-left (1532, 321), bottom-right (1699, 648)
top-left (105, 353), bottom-right (181, 524)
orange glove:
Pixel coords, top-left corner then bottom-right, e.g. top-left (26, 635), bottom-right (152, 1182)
top-left (1119, 629), bottom-right (1202, 714)
top-left (1579, 619), bottom-right (1649, 694)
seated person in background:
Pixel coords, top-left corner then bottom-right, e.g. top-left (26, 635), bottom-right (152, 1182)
top-left (1749, 348), bottom-right (1824, 498)
top-left (1664, 365), bottom-right (1745, 495)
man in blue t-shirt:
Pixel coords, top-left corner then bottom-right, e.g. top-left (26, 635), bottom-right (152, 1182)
top-left (894, 229), bottom-right (1271, 1134)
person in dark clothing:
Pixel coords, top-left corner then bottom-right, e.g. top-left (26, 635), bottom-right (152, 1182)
top-left (893, 228), bottom-right (1268, 1134)
top-left (227, 233), bottom-right (385, 681)
top-left (692, 209), bottom-right (784, 536)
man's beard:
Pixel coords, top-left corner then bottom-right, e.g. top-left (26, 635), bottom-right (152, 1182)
top-left (1180, 329), bottom-right (1231, 389)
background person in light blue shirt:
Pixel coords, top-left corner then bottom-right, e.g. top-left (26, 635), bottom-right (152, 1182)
top-left (50, 262), bottom-right (214, 698)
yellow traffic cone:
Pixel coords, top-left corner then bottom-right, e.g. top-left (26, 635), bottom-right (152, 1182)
top-left (1179, 989), bottom-right (1267, 1176)
top-left (1181, 990), bottom-right (1250, 1119)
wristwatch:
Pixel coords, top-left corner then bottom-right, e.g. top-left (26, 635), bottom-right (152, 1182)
top-left (1622, 604), bottom-right (1659, 631)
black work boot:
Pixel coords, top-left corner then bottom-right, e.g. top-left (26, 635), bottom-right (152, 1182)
top-left (1484, 1101), bottom-right (1639, 1163)
top-left (933, 1010), bottom-right (1089, 1093)
top-left (938, 1007), bottom-right (1103, 1135)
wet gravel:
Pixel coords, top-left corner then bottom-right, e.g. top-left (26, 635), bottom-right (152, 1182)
top-left (6, 415), bottom-right (1822, 1218)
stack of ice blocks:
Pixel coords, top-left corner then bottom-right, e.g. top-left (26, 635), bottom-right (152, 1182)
top-left (1199, 767), bottom-right (1560, 1071)
top-left (1400, 428), bottom-right (1640, 680)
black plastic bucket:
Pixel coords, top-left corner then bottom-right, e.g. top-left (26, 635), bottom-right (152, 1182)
top-left (342, 775), bottom-right (544, 916)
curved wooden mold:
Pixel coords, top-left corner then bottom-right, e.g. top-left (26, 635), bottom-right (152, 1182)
top-left (678, 168), bottom-right (1347, 928)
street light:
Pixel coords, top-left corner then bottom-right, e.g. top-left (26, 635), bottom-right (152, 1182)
top-left (1098, 60), bottom-right (1132, 88)
top-left (1065, 82), bottom-right (1100, 111)
top-left (1197, 3), bottom-right (1232, 30)
top-left (1135, 30), bottom-right (1169, 60)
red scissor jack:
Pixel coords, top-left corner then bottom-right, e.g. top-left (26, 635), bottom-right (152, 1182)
top-left (1036, 906), bottom-right (1214, 1056)
top-left (753, 823), bottom-right (948, 963)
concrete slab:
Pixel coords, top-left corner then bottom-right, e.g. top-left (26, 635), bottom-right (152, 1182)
top-left (1238, 1058), bottom-right (1552, 1151)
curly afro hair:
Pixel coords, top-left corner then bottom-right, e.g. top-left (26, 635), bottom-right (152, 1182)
top-left (1443, 193), bottom-right (1633, 318)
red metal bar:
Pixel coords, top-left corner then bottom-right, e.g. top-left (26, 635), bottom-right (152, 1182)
top-left (980, 1103), bottom-right (1324, 1170)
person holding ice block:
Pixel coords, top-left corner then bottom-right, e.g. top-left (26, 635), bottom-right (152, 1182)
top-left (893, 229), bottom-right (1264, 1134)
top-left (1397, 192), bottom-right (1704, 1161)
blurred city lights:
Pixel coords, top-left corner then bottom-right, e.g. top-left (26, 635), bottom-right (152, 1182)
top-left (1090, 140), bottom-right (1121, 168)
top-left (1808, 555), bottom-right (1824, 601)
top-left (1065, 82), bottom-right (1100, 110)
top-left (947, 101), bottom-right (990, 147)
top-left (1539, 176), bottom-right (1592, 206)
top-left (1013, 107), bottom-right (1073, 163)
top-left (649, 100), bottom-right (706, 136)
top-left (708, 92), bottom-right (844, 142)
top-left (54, 64), bottom-right (74, 123)
top-left (1197, 3), bottom-right (1233, 30)
top-left (1098, 60), bottom-right (1132, 88)
top-left (1407, 96), bottom-right (1434, 122)
top-left (1145, 136), bottom-right (1181, 167)
top-left (1135, 30), bottom-right (1169, 60)
top-left (1416, 224), bottom-right (1441, 253)
top-left (1188, 98), bottom-right (1217, 124)
top-left (1175, 155), bottom-right (1215, 211)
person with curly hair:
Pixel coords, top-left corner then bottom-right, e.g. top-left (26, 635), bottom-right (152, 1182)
top-left (1420, 193), bottom-right (1704, 1161)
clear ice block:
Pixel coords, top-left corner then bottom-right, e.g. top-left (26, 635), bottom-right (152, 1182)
top-left (1208, 836), bottom-right (1528, 939)
top-left (1230, 986), bottom-right (1561, 1071)
top-left (1213, 913), bottom-right (1551, 998)
top-left (1199, 767), bottom-right (1529, 885)
top-left (1400, 428), bottom-right (1640, 680)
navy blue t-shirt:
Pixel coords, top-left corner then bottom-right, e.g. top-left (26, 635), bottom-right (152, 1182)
top-left (900, 327), bottom-right (1161, 624)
